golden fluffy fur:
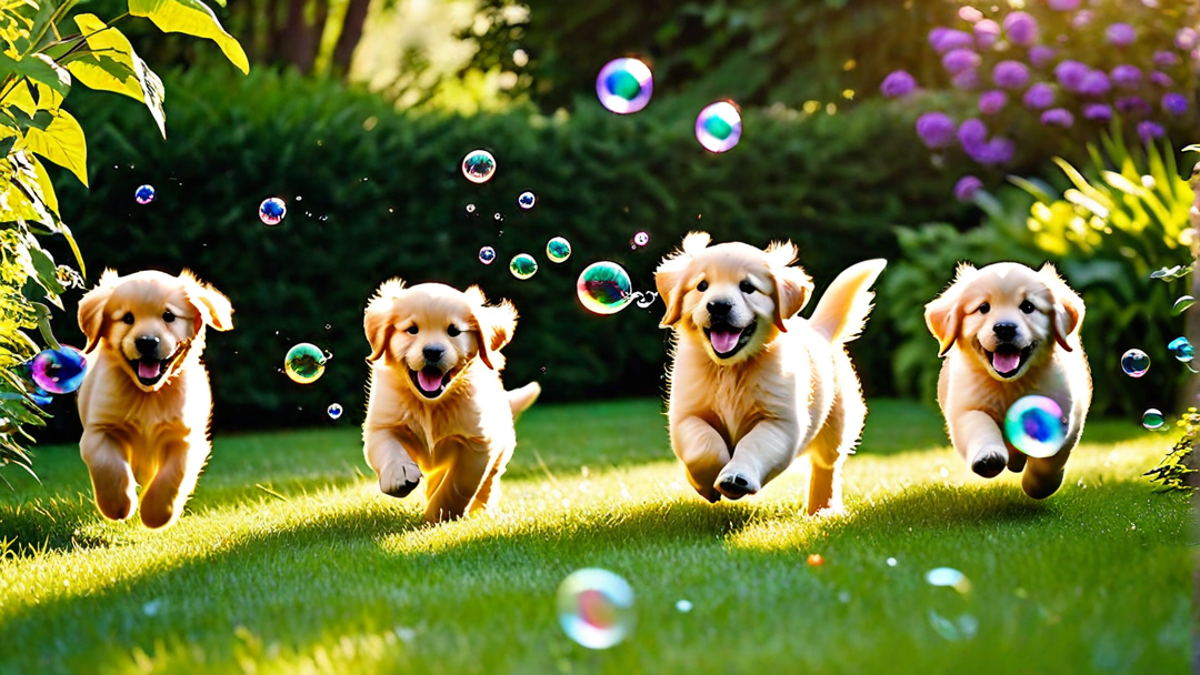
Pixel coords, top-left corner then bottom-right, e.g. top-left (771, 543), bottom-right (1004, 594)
top-left (655, 232), bottom-right (886, 514)
top-left (76, 269), bottom-right (233, 528)
top-left (924, 262), bottom-right (1092, 498)
top-left (362, 279), bottom-right (540, 523)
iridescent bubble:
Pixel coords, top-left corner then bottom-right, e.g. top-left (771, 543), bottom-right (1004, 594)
top-left (134, 185), bottom-right (156, 205)
top-left (494, 212), bottom-right (502, 221)
top-left (1168, 336), bottom-right (1194, 362)
top-left (466, 204), bottom-right (477, 214)
top-left (1002, 395), bottom-right (1066, 459)
top-left (284, 343), bottom-right (327, 384)
top-left (327, 403), bottom-right (343, 420)
top-left (1121, 349), bottom-right (1150, 377)
top-left (461, 149), bottom-right (497, 184)
top-left (510, 253), bottom-right (538, 280)
top-left (1142, 408), bottom-right (1165, 430)
top-left (925, 567), bottom-right (972, 594)
top-left (556, 568), bottom-right (635, 650)
top-left (518, 191), bottom-right (536, 210)
top-left (577, 262), bottom-right (633, 315)
top-left (30, 346), bottom-right (86, 394)
top-left (633, 231), bottom-right (649, 247)
top-left (546, 237), bottom-right (571, 263)
top-left (596, 57), bottom-right (653, 114)
top-left (479, 246), bottom-right (497, 265)
top-left (1172, 295), bottom-right (1195, 315)
top-left (259, 197), bottom-right (287, 226)
top-left (695, 100), bottom-right (743, 153)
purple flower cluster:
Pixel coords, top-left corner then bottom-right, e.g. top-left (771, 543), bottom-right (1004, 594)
top-left (992, 60), bottom-right (1030, 89)
top-left (1054, 60), bottom-right (1089, 91)
top-left (1003, 12), bottom-right (1039, 46)
top-left (943, 48), bottom-right (981, 74)
top-left (1106, 23), bottom-right (1137, 47)
top-left (954, 175), bottom-right (984, 202)
top-left (916, 112), bottom-right (957, 149)
top-left (881, 70), bottom-right (917, 98)
top-left (1083, 103), bottom-right (1113, 121)
top-left (978, 90), bottom-right (1008, 115)
top-left (1162, 93), bottom-right (1189, 116)
top-left (1078, 71), bottom-right (1111, 97)
top-left (1047, 0), bottom-right (1080, 10)
top-left (1040, 108), bottom-right (1074, 127)
top-left (1029, 46), bottom-right (1056, 68)
top-left (1110, 65), bottom-right (1141, 89)
top-left (1023, 83), bottom-right (1055, 109)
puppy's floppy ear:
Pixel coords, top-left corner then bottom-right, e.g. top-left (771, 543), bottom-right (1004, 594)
top-left (1039, 262), bottom-right (1084, 352)
top-left (655, 231), bottom-right (710, 328)
top-left (765, 240), bottom-right (813, 332)
top-left (466, 285), bottom-right (517, 370)
top-left (181, 270), bottom-right (234, 333)
top-left (925, 263), bottom-right (977, 357)
top-left (78, 269), bottom-right (120, 353)
top-left (364, 278), bottom-right (406, 363)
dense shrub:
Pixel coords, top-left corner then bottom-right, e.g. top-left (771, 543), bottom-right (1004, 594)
top-left (34, 67), bottom-right (970, 437)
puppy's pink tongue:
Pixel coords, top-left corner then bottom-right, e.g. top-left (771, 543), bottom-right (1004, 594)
top-left (992, 351), bottom-right (1021, 374)
top-left (138, 361), bottom-right (161, 380)
top-left (417, 369), bottom-right (443, 393)
top-left (709, 329), bottom-right (742, 354)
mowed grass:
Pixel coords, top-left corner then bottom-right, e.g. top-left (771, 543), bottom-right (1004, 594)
top-left (0, 399), bottom-right (1189, 675)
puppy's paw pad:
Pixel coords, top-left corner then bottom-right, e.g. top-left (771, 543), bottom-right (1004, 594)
top-left (1006, 452), bottom-right (1027, 473)
top-left (971, 451), bottom-right (1007, 478)
top-left (694, 486), bottom-right (722, 504)
top-left (381, 465), bottom-right (422, 498)
top-left (715, 473), bottom-right (759, 500)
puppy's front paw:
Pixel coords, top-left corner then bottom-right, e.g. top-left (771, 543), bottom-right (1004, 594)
top-left (971, 447), bottom-right (1008, 478)
top-left (380, 463), bottom-right (422, 498)
top-left (694, 485), bottom-right (722, 504)
top-left (715, 471), bottom-right (760, 500)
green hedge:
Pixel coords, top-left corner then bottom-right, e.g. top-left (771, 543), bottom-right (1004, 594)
top-left (36, 68), bottom-right (972, 436)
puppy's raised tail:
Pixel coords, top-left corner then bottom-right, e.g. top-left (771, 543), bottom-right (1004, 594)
top-left (808, 259), bottom-right (887, 344)
top-left (508, 382), bottom-right (541, 419)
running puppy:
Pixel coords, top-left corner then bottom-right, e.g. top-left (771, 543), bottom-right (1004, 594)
top-left (655, 232), bottom-right (886, 514)
top-left (925, 262), bottom-right (1091, 498)
top-left (76, 269), bottom-right (233, 528)
top-left (362, 279), bottom-right (540, 523)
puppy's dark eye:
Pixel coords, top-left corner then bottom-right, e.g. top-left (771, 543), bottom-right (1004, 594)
top-left (1020, 300), bottom-right (1035, 314)
top-left (162, 310), bottom-right (175, 323)
top-left (978, 302), bottom-right (990, 315)
top-left (697, 280), bottom-right (709, 292)
top-left (122, 312), bottom-right (134, 325)
top-left (739, 280), bottom-right (756, 294)
top-left (447, 325), bottom-right (461, 337)
top-left (406, 325), bottom-right (419, 335)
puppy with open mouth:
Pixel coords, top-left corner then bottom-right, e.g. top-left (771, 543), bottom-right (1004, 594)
top-left (925, 262), bottom-right (1092, 498)
top-left (362, 279), bottom-right (540, 523)
top-left (655, 232), bottom-right (886, 514)
top-left (76, 269), bottom-right (234, 528)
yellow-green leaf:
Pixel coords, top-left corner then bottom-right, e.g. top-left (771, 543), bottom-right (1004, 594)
top-left (25, 152), bottom-right (56, 215)
top-left (24, 108), bottom-right (87, 187)
top-left (68, 14), bottom-right (167, 137)
top-left (128, 0), bottom-right (249, 74)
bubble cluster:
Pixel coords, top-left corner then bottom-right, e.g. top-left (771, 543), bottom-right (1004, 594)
top-left (1002, 395), bottom-right (1065, 458)
top-left (518, 191), bottom-right (536, 210)
top-left (1120, 349), bottom-right (1150, 378)
top-left (134, 185), bottom-right (156, 205)
top-left (510, 253), bottom-right (538, 280)
top-left (327, 403), bottom-right (343, 420)
top-left (1173, 295), bottom-right (1195, 315)
top-left (546, 237), bottom-right (572, 263)
top-left (259, 197), bottom-right (287, 226)
top-left (284, 343), bottom-right (327, 384)
top-left (1168, 336), bottom-right (1194, 362)
top-left (1142, 408), bottom-right (1165, 430)
top-left (479, 246), bottom-right (496, 265)
top-left (695, 101), bottom-right (743, 153)
top-left (577, 262), bottom-right (634, 315)
top-left (925, 567), bottom-right (972, 594)
top-left (596, 58), bottom-right (653, 115)
top-left (461, 150), bottom-right (497, 184)
top-left (30, 346), bottom-right (87, 394)
top-left (633, 231), bottom-right (650, 247)
top-left (556, 568), bottom-right (635, 650)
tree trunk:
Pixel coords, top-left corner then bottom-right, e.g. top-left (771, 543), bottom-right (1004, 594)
top-left (331, 0), bottom-right (371, 78)
top-left (282, 0), bottom-right (317, 73)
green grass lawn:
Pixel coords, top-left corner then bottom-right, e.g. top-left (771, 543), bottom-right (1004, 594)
top-left (0, 399), bottom-right (1190, 674)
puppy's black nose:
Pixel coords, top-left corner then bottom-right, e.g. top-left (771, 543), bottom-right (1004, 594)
top-left (135, 335), bottom-right (160, 356)
top-left (993, 322), bottom-right (1018, 341)
top-left (707, 299), bottom-right (732, 317)
top-left (422, 346), bottom-right (444, 363)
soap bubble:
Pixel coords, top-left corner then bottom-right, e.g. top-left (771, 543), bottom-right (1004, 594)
top-left (556, 568), bottom-right (635, 650)
top-left (1142, 408), bottom-right (1165, 430)
top-left (695, 100), bottom-right (743, 153)
top-left (1120, 349), bottom-right (1150, 377)
top-left (134, 185), bottom-right (156, 205)
top-left (494, 212), bottom-right (502, 221)
top-left (259, 197), bottom-right (287, 226)
top-left (596, 57), bottom-right (653, 114)
top-left (518, 191), bottom-right (536, 210)
top-left (479, 246), bottom-right (496, 265)
top-left (466, 204), bottom-right (476, 214)
top-left (1172, 295), bottom-right (1195, 315)
top-left (30, 346), bottom-right (87, 394)
top-left (577, 262), bottom-right (634, 315)
top-left (327, 403), bottom-right (343, 420)
top-left (675, 599), bottom-right (693, 613)
top-left (1002, 395), bottom-right (1066, 459)
top-left (461, 149), bottom-right (497, 184)
top-left (510, 253), bottom-right (538, 280)
top-left (1168, 336), bottom-right (1194, 362)
top-left (284, 343), bottom-right (327, 384)
top-left (887, 557), bottom-right (898, 567)
top-left (925, 567), bottom-right (972, 594)
top-left (546, 237), bottom-right (572, 263)
top-left (633, 231), bottom-right (649, 247)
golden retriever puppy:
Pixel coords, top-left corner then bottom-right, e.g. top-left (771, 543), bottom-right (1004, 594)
top-left (76, 269), bottom-right (233, 528)
top-left (655, 232), bottom-right (886, 514)
top-left (924, 262), bottom-right (1091, 498)
top-left (362, 279), bottom-right (540, 523)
